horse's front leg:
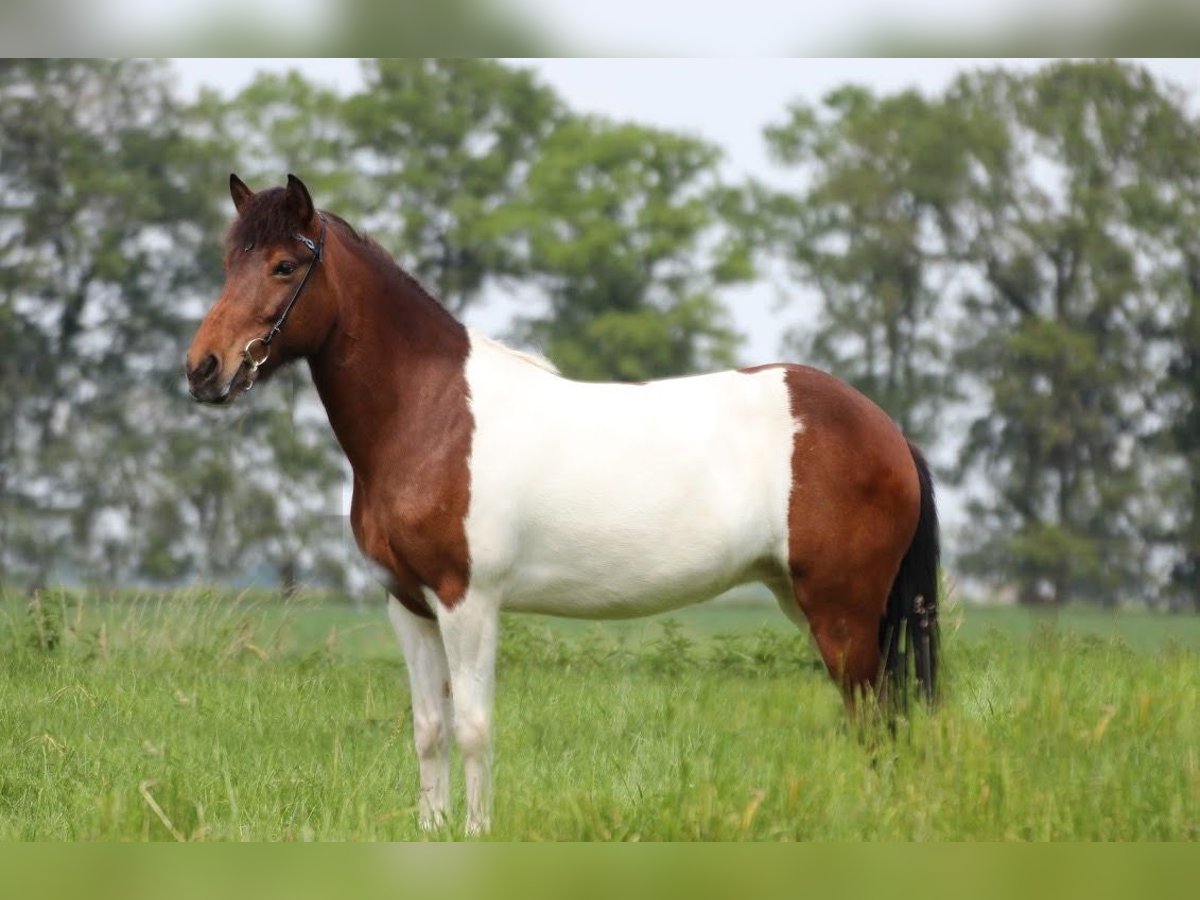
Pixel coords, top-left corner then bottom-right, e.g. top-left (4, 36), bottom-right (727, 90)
top-left (387, 596), bottom-right (451, 830)
top-left (435, 591), bottom-right (500, 836)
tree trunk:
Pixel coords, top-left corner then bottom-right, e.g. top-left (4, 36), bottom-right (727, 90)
top-left (1017, 580), bottom-right (1041, 607)
top-left (279, 557), bottom-right (299, 600)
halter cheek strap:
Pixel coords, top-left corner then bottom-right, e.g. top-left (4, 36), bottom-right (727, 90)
top-left (241, 214), bottom-right (327, 391)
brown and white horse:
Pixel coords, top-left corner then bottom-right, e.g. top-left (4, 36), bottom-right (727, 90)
top-left (186, 175), bottom-right (940, 834)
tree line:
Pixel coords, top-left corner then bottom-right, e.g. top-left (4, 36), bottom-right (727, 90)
top-left (1, 59), bottom-right (1197, 609)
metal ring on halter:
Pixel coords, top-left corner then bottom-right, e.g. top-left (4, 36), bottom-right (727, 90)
top-left (243, 337), bottom-right (270, 372)
top-left (240, 338), bottom-right (270, 392)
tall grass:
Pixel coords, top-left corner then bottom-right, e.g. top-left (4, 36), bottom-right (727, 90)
top-left (0, 591), bottom-right (1196, 840)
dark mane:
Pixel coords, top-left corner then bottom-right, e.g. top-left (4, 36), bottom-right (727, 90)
top-left (226, 187), bottom-right (299, 254)
top-left (225, 190), bottom-right (449, 313)
top-left (226, 189), bottom-right (368, 260)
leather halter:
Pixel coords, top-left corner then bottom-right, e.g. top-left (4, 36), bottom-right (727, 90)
top-left (240, 215), bottom-right (327, 391)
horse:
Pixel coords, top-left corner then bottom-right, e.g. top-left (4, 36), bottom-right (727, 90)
top-left (186, 174), bottom-right (940, 835)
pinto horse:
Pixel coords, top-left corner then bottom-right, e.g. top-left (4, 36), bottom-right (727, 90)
top-left (186, 174), bottom-right (940, 834)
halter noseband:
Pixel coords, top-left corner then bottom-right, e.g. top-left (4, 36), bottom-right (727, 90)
top-left (240, 214), bottom-right (327, 392)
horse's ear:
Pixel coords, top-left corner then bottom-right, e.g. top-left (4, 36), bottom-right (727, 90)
top-left (286, 173), bottom-right (316, 226)
top-left (229, 173), bottom-right (255, 214)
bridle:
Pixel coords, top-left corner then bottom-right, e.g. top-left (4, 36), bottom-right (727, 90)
top-left (239, 214), bottom-right (327, 392)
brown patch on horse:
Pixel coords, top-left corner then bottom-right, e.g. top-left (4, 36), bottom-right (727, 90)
top-left (217, 182), bottom-right (475, 617)
top-left (741, 364), bottom-right (920, 696)
top-left (310, 220), bottom-right (475, 616)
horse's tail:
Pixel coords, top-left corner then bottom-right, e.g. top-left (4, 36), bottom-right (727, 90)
top-left (879, 440), bottom-right (941, 707)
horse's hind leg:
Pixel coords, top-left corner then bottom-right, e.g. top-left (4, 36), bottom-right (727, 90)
top-left (387, 597), bottom-right (451, 830)
top-left (776, 570), bottom-right (888, 712)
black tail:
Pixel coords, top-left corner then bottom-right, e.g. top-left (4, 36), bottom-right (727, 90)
top-left (879, 441), bottom-right (941, 707)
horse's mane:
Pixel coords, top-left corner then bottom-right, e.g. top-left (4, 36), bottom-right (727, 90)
top-left (225, 188), bottom-right (455, 319)
top-left (227, 189), bottom-right (558, 373)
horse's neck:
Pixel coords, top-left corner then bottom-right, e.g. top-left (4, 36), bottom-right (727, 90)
top-left (307, 257), bottom-right (471, 484)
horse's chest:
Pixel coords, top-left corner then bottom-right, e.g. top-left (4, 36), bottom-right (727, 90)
top-left (352, 482), bottom-right (469, 617)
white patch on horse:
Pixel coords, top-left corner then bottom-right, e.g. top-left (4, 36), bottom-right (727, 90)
top-left (468, 332), bottom-right (559, 374)
top-left (462, 333), bottom-right (795, 619)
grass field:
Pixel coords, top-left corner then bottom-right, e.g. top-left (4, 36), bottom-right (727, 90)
top-left (1, 589), bottom-right (1197, 840)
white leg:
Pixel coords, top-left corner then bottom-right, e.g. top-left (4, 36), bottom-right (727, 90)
top-left (387, 597), bottom-right (451, 830)
top-left (436, 592), bottom-right (499, 836)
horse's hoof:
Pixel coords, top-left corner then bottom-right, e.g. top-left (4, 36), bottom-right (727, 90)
top-left (418, 812), bottom-right (447, 833)
top-left (464, 818), bottom-right (490, 837)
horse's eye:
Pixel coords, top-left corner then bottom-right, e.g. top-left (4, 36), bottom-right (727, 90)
top-left (273, 260), bottom-right (296, 276)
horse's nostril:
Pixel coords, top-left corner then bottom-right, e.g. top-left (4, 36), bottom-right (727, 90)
top-left (188, 353), bottom-right (219, 386)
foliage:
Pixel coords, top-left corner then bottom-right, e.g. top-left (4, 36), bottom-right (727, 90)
top-left (6, 59), bottom-right (1200, 607)
top-left (514, 116), bottom-right (745, 380)
top-left (765, 60), bottom-right (1200, 607)
top-left (763, 86), bottom-right (974, 444)
top-left (0, 59), bottom-right (227, 589)
top-left (947, 61), bottom-right (1191, 606)
top-left (344, 58), bottom-right (563, 313)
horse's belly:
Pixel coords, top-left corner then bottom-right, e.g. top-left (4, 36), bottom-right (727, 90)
top-left (499, 573), bottom-right (750, 618)
top-left (495, 515), bottom-right (775, 618)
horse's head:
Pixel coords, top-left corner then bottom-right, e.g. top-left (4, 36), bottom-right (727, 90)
top-left (186, 174), bottom-right (336, 404)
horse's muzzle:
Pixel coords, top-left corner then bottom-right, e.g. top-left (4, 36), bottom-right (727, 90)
top-left (186, 354), bottom-right (243, 405)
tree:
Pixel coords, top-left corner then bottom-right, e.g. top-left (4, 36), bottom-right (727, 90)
top-left (344, 58), bottom-right (563, 313)
top-left (514, 116), bottom-right (747, 381)
top-left (190, 70), bottom-right (358, 211)
top-left (177, 70), bottom-right (358, 593)
top-left (1166, 262), bottom-right (1200, 610)
top-left (1122, 79), bottom-right (1200, 611)
top-left (0, 59), bottom-right (227, 589)
top-left (762, 85), bottom-right (975, 446)
top-left (947, 61), bottom-right (1188, 606)
top-left (763, 60), bottom-right (1200, 607)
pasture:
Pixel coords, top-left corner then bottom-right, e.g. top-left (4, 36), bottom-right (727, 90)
top-left (1, 590), bottom-right (1197, 840)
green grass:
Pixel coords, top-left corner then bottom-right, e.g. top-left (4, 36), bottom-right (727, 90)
top-left (1, 590), bottom-right (1197, 840)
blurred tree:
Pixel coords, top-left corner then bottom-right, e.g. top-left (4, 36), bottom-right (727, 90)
top-left (344, 58), bottom-right (563, 313)
top-left (514, 116), bottom-right (747, 381)
top-left (946, 60), bottom-right (1188, 606)
top-left (9, 56), bottom-right (1200, 610)
top-left (0, 59), bottom-right (227, 590)
top-left (1121, 81), bottom-right (1200, 612)
top-left (1167, 258), bottom-right (1200, 611)
top-left (762, 86), bottom-right (976, 446)
top-left (191, 70), bottom-right (359, 211)
top-left (179, 70), bottom-right (358, 593)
